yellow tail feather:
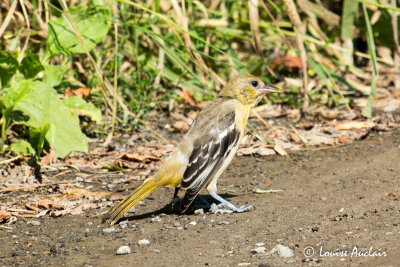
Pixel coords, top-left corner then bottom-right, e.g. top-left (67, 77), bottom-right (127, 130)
top-left (102, 178), bottom-right (158, 225)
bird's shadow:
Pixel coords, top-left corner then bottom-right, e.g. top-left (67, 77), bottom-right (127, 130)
top-left (119, 193), bottom-right (237, 222)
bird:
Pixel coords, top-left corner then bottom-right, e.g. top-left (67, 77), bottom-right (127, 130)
top-left (102, 74), bottom-right (278, 225)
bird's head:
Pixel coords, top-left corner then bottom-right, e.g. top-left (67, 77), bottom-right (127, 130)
top-left (218, 74), bottom-right (278, 106)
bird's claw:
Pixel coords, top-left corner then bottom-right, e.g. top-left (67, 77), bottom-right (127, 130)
top-left (210, 203), bottom-right (254, 214)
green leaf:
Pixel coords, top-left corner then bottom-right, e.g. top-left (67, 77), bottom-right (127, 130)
top-left (6, 80), bottom-right (88, 157)
top-left (43, 65), bottom-right (68, 88)
top-left (19, 50), bottom-right (44, 79)
top-left (62, 96), bottom-right (102, 123)
top-left (10, 140), bottom-right (36, 156)
top-left (0, 50), bottom-right (19, 87)
top-left (45, 3), bottom-right (111, 59)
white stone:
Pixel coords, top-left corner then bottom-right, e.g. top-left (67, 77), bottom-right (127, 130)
top-left (116, 246), bottom-right (131, 255)
top-left (268, 244), bottom-right (293, 258)
top-left (138, 239), bottom-right (150, 246)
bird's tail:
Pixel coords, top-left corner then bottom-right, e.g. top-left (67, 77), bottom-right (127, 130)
top-left (102, 177), bottom-right (158, 225)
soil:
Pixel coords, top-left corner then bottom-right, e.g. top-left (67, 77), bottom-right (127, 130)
top-left (1, 128), bottom-right (400, 267)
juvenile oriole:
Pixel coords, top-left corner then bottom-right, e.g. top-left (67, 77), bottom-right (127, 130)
top-left (102, 74), bottom-right (277, 225)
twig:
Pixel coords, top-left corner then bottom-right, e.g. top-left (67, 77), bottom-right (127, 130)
top-left (0, 225), bottom-right (13, 230)
top-left (0, 0), bottom-right (18, 38)
top-left (17, 0), bottom-right (31, 62)
top-left (251, 110), bottom-right (272, 129)
top-left (282, 0), bottom-right (309, 108)
top-left (0, 183), bottom-right (76, 193)
top-left (0, 155), bottom-right (22, 165)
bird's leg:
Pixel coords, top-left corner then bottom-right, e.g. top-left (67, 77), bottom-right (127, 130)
top-left (171, 186), bottom-right (181, 212)
top-left (173, 186), bottom-right (181, 199)
top-left (208, 192), bottom-right (254, 214)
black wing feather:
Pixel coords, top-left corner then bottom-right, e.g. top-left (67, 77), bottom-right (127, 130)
top-left (179, 111), bottom-right (240, 213)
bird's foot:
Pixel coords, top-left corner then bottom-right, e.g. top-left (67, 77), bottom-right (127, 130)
top-left (210, 203), bottom-right (254, 214)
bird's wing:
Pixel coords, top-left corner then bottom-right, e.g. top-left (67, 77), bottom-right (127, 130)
top-left (179, 110), bottom-right (241, 212)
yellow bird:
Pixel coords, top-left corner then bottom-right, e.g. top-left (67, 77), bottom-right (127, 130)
top-left (102, 74), bottom-right (277, 225)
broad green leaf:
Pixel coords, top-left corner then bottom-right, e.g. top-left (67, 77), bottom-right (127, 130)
top-left (62, 96), bottom-right (102, 123)
top-left (19, 50), bottom-right (44, 79)
top-left (0, 51), bottom-right (19, 87)
top-left (10, 140), bottom-right (36, 156)
top-left (43, 65), bottom-right (68, 88)
top-left (45, 3), bottom-right (111, 59)
top-left (7, 80), bottom-right (88, 157)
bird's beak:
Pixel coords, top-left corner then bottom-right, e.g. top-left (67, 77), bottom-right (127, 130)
top-left (258, 84), bottom-right (279, 94)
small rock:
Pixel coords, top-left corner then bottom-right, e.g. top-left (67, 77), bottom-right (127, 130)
top-left (267, 244), bottom-right (293, 258)
top-left (119, 221), bottom-right (129, 229)
top-left (238, 263), bottom-right (251, 266)
top-left (138, 239), bottom-right (150, 246)
top-left (189, 221), bottom-right (197, 226)
top-left (194, 209), bottom-right (204, 215)
top-left (102, 227), bottom-right (116, 234)
top-left (256, 242), bottom-right (265, 247)
top-left (150, 216), bottom-right (161, 223)
top-left (127, 207), bottom-right (136, 213)
top-left (217, 221), bottom-right (230, 225)
top-left (251, 180), bottom-right (259, 185)
top-left (85, 228), bottom-right (91, 237)
top-left (177, 226), bottom-right (184, 231)
top-left (386, 232), bottom-right (394, 236)
top-left (27, 220), bottom-right (41, 226)
top-left (251, 246), bottom-right (266, 254)
top-left (116, 246), bottom-right (131, 255)
top-left (173, 222), bottom-right (181, 227)
top-left (153, 249), bottom-right (160, 253)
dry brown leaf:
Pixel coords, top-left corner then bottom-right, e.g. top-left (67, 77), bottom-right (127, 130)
top-left (37, 199), bottom-right (53, 209)
top-left (0, 210), bottom-right (12, 223)
top-left (272, 56), bottom-right (302, 71)
top-left (65, 86), bottom-right (100, 97)
top-left (273, 144), bottom-right (288, 156)
top-left (173, 120), bottom-right (190, 132)
top-left (335, 121), bottom-right (375, 130)
top-left (385, 192), bottom-right (400, 197)
top-left (182, 89), bottom-right (195, 106)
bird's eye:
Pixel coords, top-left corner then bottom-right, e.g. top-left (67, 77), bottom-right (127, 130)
top-left (251, 80), bottom-right (258, 87)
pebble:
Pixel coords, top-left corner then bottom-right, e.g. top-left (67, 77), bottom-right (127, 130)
top-left (116, 246), bottom-right (131, 255)
top-left (194, 209), bottom-right (204, 215)
top-left (217, 221), bottom-right (230, 225)
top-left (119, 221), bottom-right (129, 229)
top-left (138, 239), bottom-right (150, 246)
top-left (256, 242), bottom-right (265, 247)
top-left (173, 222), bottom-right (181, 227)
top-left (102, 227), bottom-right (116, 234)
top-left (238, 263), bottom-right (251, 266)
top-left (386, 232), bottom-right (394, 236)
top-left (127, 207), bottom-right (136, 213)
top-left (267, 244), bottom-right (293, 258)
top-left (85, 228), bottom-right (91, 237)
top-left (27, 220), bottom-right (41, 226)
top-left (153, 249), bottom-right (160, 253)
top-left (189, 221), bottom-right (197, 226)
top-left (251, 247), bottom-right (266, 254)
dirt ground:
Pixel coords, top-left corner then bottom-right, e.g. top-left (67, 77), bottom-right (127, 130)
top-left (1, 128), bottom-right (400, 267)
